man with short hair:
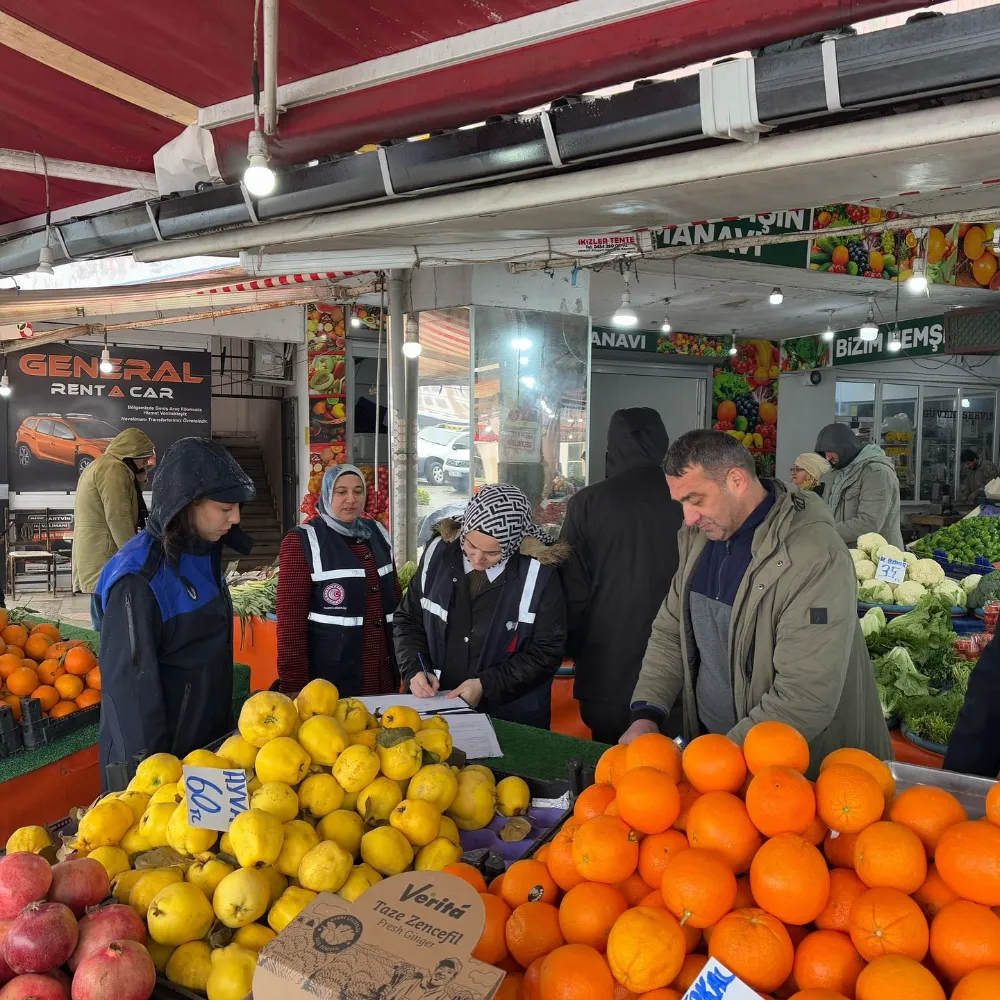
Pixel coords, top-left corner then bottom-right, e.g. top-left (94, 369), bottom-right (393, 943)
top-left (960, 448), bottom-right (999, 504)
top-left (621, 429), bottom-right (889, 775)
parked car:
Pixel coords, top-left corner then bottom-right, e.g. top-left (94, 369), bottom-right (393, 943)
top-left (443, 436), bottom-right (484, 492)
top-left (15, 412), bottom-right (121, 475)
top-left (417, 425), bottom-right (467, 486)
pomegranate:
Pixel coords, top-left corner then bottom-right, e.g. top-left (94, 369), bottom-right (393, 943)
top-left (41, 974), bottom-right (68, 996)
top-left (70, 941), bottom-right (154, 1000)
top-left (0, 856), bottom-right (52, 921)
top-left (47, 862), bottom-right (108, 920)
top-left (1, 903), bottom-right (78, 975)
top-left (0, 976), bottom-right (67, 1000)
top-left (0, 922), bottom-right (15, 986)
top-left (69, 906), bottom-right (145, 972)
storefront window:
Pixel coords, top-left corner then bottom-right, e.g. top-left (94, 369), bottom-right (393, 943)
top-left (921, 388), bottom-right (959, 502)
top-left (880, 384), bottom-right (918, 502)
top-left (834, 382), bottom-right (876, 445)
top-left (959, 392), bottom-right (997, 498)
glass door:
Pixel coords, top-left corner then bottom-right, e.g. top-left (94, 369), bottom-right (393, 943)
top-left (920, 387), bottom-right (960, 502)
top-left (880, 384), bottom-right (918, 502)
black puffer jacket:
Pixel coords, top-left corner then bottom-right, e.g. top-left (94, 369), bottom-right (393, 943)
top-left (560, 407), bottom-right (683, 704)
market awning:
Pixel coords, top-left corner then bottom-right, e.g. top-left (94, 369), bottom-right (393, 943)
top-left (0, 0), bottom-right (928, 231)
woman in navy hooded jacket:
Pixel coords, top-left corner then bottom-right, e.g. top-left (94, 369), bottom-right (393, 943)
top-left (95, 437), bottom-right (255, 789)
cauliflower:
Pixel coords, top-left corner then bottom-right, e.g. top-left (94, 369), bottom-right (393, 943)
top-left (859, 580), bottom-right (895, 605)
top-left (961, 573), bottom-right (983, 595)
top-left (908, 558), bottom-right (946, 587)
top-left (857, 533), bottom-right (888, 555)
top-left (855, 560), bottom-right (876, 583)
top-left (894, 580), bottom-right (928, 606)
top-left (934, 579), bottom-right (966, 609)
top-left (902, 551), bottom-right (918, 566)
top-left (849, 548), bottom-right (867, 564)
top-left (873, 544), bottom-right (905, 564)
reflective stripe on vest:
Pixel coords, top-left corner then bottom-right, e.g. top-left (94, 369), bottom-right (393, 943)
top-left (385, 613), bottom-right (394, 623)
top-left (308, 612), bottom-right (364, 626)
top-left (422, 537), bottom-right (442, 593)
top-left (300, 524), bottom-right (367, 582)
top-left (517, 559), bottom-right (541, 624)
top-left (420, 597), bottom-right (449, 622)
top-left (377, 563), bottom-right (394, 577)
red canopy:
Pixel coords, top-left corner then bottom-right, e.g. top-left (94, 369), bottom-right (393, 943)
top-left (0, 0), bottom-right (924, 228)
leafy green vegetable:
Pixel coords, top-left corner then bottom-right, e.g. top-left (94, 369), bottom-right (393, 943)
top-left (230, 574), bottom-right (278, 644)
top-left (920, 645), bottom-right (959, 690)
top-left (860, 607), bottom-right (886, 638)
top-left (713, 372), bottom-right (751, 407)
top-left (873, 647), bottom-right (930, 698)
top-left (901, 689), bottom-right (965, 746)
top-left (912, 516), bottom-right (1000, 567)
top-left (398, 560), bottom-right (418, 593)
top-left (781, 337), bottom-right (824, 371)
top-left (882, 595), bottom-right (957, 663)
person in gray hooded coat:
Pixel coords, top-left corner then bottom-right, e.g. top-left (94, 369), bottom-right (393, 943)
top-left (815, 423), bottom-right (903, 549)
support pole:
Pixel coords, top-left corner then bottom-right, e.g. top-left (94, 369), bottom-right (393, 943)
top-left (262, 0), bottom-right (279, 135)
top-left (387, 269), bottom-right (407, 566)
top-left (404, 314), bottom-right (419, 563)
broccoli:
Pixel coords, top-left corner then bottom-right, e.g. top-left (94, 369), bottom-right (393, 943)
top-left (970, 571), bottom-right (1000, 609)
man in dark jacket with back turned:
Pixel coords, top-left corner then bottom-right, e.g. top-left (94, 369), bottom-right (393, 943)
top-left (559, 408), bottom-right (683, 743)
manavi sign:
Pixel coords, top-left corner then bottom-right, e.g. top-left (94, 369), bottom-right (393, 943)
top-left (653, 211), bottom-right (811, 269)
top-left (832, 316), bottom-right (944, 366)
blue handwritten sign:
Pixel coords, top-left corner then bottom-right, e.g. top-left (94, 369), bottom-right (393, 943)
top-left (182, 766), bottom-right (249, 832)
top-left (875, 555), bottom-right (907, 586)
top-left (683, 958), bottom-right (759, 1000)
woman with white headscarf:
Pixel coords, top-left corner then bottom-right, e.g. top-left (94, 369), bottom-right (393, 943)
top-left (394, 483), bottom-right (569, 729)
top-left (789, 452), bottom-right (832, 497)
top-left (276, 464), bottom-right (399, 696)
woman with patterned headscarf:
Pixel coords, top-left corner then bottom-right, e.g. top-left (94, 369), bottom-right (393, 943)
top-left (276, 464), bottom-right (400, 696)
top-left (394, 483), bottom-right (569, 729)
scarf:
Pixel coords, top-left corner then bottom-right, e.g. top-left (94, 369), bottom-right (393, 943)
top-left (457, 483), bottom-right (552, 560)
top-left (316, 464), bottom-right (371, 541)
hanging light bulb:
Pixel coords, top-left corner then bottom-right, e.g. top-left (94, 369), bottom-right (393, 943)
top-left (859, 296), bottom-right (879, 341)
top-left (402, 320), bottom-right (422, 359)
top-left (887, 328), bottom-right (902, 352)
top-left (36, 241), bottom-right (54, 277)
top-left (661, 300), bottom-right (672, 335)
top-left (908, 257), bottom-right (928, 295)
top-left (244, 129), bottom-right (276, 197)
top-left (511, 336), bottom-right (532, 350)
top-left (728, 333), bottom-right (738, 356)
top-left (350, 313), bottom-right (361, 329)
top-left (0, 372), bottom-right (10, 398)
top-left (821, 312), bottom-right (835, 342)
top-left (99, 343), bottom-right (114, 374)
top-left (612, 271), bottom-right (638, 328)
top-left (769, 287), bottom-right (784, 305)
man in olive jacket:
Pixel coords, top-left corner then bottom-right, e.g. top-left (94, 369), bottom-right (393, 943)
top-left (73, 428), bottom-right (155, 608)
top-left (622, 430), bottom-right (890, 777)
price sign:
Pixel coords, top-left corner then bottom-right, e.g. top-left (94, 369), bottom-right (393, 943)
top-left (683, 958), bottom-right (759, 1000)
top-left (875, 555), bottom-right (907, 586)
top-left (182, 765), bottom-right (249, 832)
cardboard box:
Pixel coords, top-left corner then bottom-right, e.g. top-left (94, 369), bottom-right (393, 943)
top-left (252, 871), bottom-right (505, 1000)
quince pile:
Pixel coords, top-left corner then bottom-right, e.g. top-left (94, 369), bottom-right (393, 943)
top-left (25, 679), bottom-right (529, 999)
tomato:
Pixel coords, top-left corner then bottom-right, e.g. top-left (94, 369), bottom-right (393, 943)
top-left (717, 400), bottom-right (738, 423)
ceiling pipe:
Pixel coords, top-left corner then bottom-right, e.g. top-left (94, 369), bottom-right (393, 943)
top-left (0, 149), bottom-right (157, 190)
top-left (263, 0), bottom-right (279, 135)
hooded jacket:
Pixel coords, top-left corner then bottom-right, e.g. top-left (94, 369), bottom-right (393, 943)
top-left (631, 480), bottom-right (891, 777)
top-left (816, 425), bottom-right (903, 549)
top-left (559, 408), bottom-right (683, 706)
top-left (95, 438), bottom-right (255, 790)
top-left (73, 428), bottom-right (155, 593)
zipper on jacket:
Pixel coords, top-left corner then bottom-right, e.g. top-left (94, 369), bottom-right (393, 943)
top-left (125, 593), bottom-right (138, 667)
top-left (171, 684), bottom-right (192, 757)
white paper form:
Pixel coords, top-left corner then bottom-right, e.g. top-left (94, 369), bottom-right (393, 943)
top-left (357, 693), bottom-right (504, 759)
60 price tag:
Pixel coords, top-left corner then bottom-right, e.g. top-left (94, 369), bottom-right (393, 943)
top-left (182, 765), bottom-right (249, 832)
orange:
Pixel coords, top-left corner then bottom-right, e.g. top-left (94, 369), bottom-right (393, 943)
top-left (686, 792), bottom-right (763, 875)
top-left (616, 873), bottom-right (654, 907)
top-left (792, 930), bottom-right (864, 998)
top-left (23, 634), bottom-right (52, 662)
top-left (36, 659), bottom-right (66, 686)
top-left (986, 783), bottom-right (1000, 827)
top-left (494, 972), bottom-right (523, 1000)
top-left (928, 898), bottom-right (1000, 983)
top-left (522, 957), bottom-right (545, 1000)
top-left (708, 908), bottom-right (794, 994)
top-left (606, 906), bottom-right (686, 994)
top-left (952, 967), bottom-right (1000, 1000)
top-left (2, 694), bottom-right (22, 721)
top-left (488, 873), bottom-right (505, 897)
top-left (973, 251), bottom-right (998, 286)
top-left (749, 833), bottom-right (830, 926)
top-left (636, 992), bottom-right (680, 1000)
top-left (535, 844), bottom-right (550, 864)
top-left (596, 745), bottom-right (629, 788)
top-left (888, 785), bottom-right (966, 857)
top-left (54, 674), bottom-right (84, 701)
top-left (575, 784), bottom-right (617, 822)
top-left (501, 859), bottom-right (559, 907)
top-left (20, 659), bottom-right (38, 672)
top-left (0, 609), bottom-right (7, 632)
top-left (671, 782), bottom-right (701, 834)
top-left (615, 767), bottom-right (681, 835)
top-left (848, 887), bottom-right (928, 962)
top-left (76, 689), bottom-right (101, 709)
top-left (669, 954), bottom-right (707, 994)
top-left (852, 821), bottom-right (926, 894)
top-left (1, 624), bottom-right (28, 648)
top-left (820, 748), bottom-right (895, 812)
top-left (85, 666), bottom-right (101, 690)
top-left (573, 817), bottom-right (640, 884)
top-left (558, 882), bottom-right (628, 952)
top-left (547, 825), bottom-right (586, 892)
top-left (742, 721), bottom-right (810, 776)
top-left (815, 868), bottom-right (867, 933)
top-left (64, 646), bottom-right (97, 677)
top-left (785, 991), bottom-right (848, 1000)
top-left (638, 830), bottom-right (689, 889)
top-left (0, 653), bottom-right (22, 681)
top-left (815, 764), bottom-right (883, 834)
top-left (681, 734), bottom-right (747, 794)
top-left (854, 954), bottom-right (945, 1000)
top-left (823, 830), bottom-right (858, 870)
top-left (31, 685), bottom-right (59, 712)
top-left (49, 701), bottom-right (78, 719)
top-left (745, 766), bottom-right (816, 838)
top-left (46, 640), bottom-right (84, 659)
top-left (660, 848), bottom-right (736, 929)
top-left (4, 645), bottom-right (23, 658)
top-left (639, 889), bottom-right (665, 909)
top-left (935, 821), bottom-right (1000, 906)
top-left (30, 623), bottom-right (61, 642)
top-left (539, 943), bottom-right (614, 1000)
top-left (473, 893), bottom-right (511, 965)
top-left (733, 876), bottom-right (755, 910)
top-left (624, 734), bottom-right (683, 784)
top-left (6, 666), bottom-right (39, 697)
top-left (801, 809), bottom-right (828, 847)
top-left (506, 902), bottom-right (565, 969)
top-left (912, 864), bottom-right (961, 922)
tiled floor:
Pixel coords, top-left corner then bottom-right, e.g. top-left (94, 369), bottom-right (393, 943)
top-left (7, 591), bottom-right (93, 628)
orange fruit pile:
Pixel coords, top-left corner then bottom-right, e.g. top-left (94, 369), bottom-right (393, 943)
top-left (0, 612), bottom-right (100, 721)
top-left (471, 722), bottom-right (1000, 1000)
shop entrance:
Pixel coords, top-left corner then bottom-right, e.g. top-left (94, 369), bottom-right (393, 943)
top-left (589, 357), bottom-right (711, 482)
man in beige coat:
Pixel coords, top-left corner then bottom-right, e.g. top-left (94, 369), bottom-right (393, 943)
top-left (622, 429), bottom-right (890, 777)
top-left (73, 428), bottom-right (155, 624)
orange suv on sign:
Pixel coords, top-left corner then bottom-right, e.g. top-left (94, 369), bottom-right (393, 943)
top-left (15, 413), bottom-right (120, 475)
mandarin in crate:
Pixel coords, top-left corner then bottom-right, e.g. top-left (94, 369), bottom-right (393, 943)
top-left (505, 902), bottom-right (564, 969)
top-left (669, 954), bottom-right (707, 994)
top-left (30, 623), bottom-right (61, 642)
top-left (574, 784), bottom-right (616, 822)
top-left (743, 721), bottom-right (810, 776)
top-left (2, 694), bottom-right (22, 721)
top-left (615, 872), bottom-right (653, 907)
top-left (36, 659), bottom-right (64, 686)
top-left (49, 701), bottom-right (78, 719)
top-left (4, 645), bottom-right (23, 658)
top-left (6, 667), bottom-right (38, 697)
top-left (815, 765), bottom-right (883, 834)
top-left (624, 734), bottom-right (682, 784)
top-left (820, 748), bottom-right (895, 811)
top-left (86, 666), bottom-right (101, 690)
top-left (2, 625), bottom-right (28, 648)
top-left (815, 868), bottom-right (867, 933)
top-left (745, 766), bottom-right (816, 837)
top-left (441, 863), bottom-right (487, 894)
top-left (546, 827), bottom-right (586, 892)
top-left (823, 830), bottom-right (858, 869)
top-left (64, 646), bottom-right (97, 676)
top-left (615, 767), bottom-right (681, 835)
top-left (749, 833), bottom-right (830, 926)
top-left (522, 957), bottom-right (545, 1000)
top-left (539, 943), bottom-right (614, 1000)
top-left (572, 816), bottom-right (639, 884)
top-left (792, 930), bottom-right (865, 998)
top-left (935, 821), bottom-right (1000, 906)
top-left (558, 882), bottom-right (628, 952)
top-left (0, 654), bottom-right (22, 681)
top-left (76, 689), bottom-right (101, 709)
top-left (854, 955), bottom-right (945, 1000)
top-left (54, 675), bottom-right (83, 701)
top-left (686, 792), bottom-right (762, 874)
top-left (681, 734), bottom-right (747, 794)
top-left (852, 821), bottom-right (926, 893)
top-left (986, 782), bottom-right (1000, 827)
top-left (488, 873), bottom-right (505, 898)
top-left (31, 685), bottom-right (59, 713)
top-left (472, 893), bottom-right (510, 965)
top-left (660, 848), bottom-right (736, 929)
top-left (888, 785), bottom-right (966, 857)
top-left (23, 635), bottom-right (51, 662)
top-left (595, 745), bottom-right (628, 787)
top-left (606, 906), bottom-right (686, 994)
top-left (708, 908), bottom-right (794, 994)
top-left (929, 898), bottom-right (1000, 983)
top-left (848, 887), bottom-right (928, 962)
top-left (913, 864), bottom-right (961, 921)
top-left (638, 830), bottom-right (689, 889)
top-left (501, 860), bottom-right (558, 907)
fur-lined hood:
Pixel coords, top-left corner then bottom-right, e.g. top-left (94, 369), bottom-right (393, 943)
top-left (433, 517), bottom-right (570, 566)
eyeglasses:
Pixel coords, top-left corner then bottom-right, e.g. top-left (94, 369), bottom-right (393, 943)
top-left (790, 467), bottom-right (805, 474)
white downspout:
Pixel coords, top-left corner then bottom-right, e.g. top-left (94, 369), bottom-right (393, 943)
top-left (263, 0), bottom-right (279, 135)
